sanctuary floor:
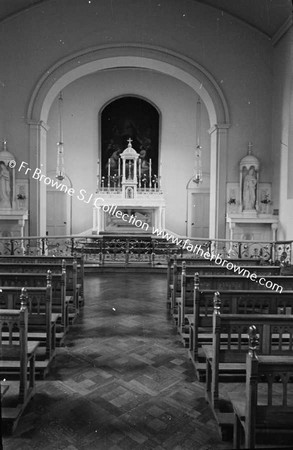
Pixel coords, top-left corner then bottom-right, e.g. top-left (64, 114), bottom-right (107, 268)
top-left (3, 273), bottom-right (232, 450)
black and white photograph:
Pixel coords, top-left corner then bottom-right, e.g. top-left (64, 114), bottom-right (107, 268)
top-left (0, 1), bottom-right (293, 449)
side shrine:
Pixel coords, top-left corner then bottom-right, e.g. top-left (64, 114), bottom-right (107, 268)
top-left (226, 143), bottom-right (278, 243)
top-left (0, 141), bottom-right (28, 239)
top-left (93, 139), bottom-right (165, 234)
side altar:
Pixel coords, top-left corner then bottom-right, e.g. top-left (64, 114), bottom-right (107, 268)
top-left (0, 141), bottom-right (28, 240)
top-left (226, 144), bottom-right (278, 243)
top-left (92, 139), bottom-right (165, 234)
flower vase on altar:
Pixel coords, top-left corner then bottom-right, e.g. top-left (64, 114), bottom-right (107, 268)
top-left (260, 194), bottom-right (271, 215)
top-left (17, 194), bottom-right (26, 210)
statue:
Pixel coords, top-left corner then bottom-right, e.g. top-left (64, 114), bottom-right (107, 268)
top-left (243, 166), bottom-right (257, 210)
top-left (240, 143), bottom-right (259, 213)
top-left (0, 161), bottom-right (11, 208)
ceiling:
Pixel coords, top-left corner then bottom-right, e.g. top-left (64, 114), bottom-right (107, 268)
top-left (0, 0), bottom-right (291, 39)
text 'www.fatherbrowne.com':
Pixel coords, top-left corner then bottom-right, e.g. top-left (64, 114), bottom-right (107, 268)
top-left (152, 227), bottom-right (283, 293)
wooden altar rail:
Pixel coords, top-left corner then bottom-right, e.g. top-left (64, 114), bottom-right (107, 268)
top-left (0, 235), bottom-right (292, 266)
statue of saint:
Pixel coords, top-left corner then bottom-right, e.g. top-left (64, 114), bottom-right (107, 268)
top-left (0, 161), bottom-right (11, 208)
top-left (243, 166), bottom-right (257, 210)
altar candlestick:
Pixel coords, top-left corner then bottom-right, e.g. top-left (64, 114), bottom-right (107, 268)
top-left (107, 158), bottom-right (110, 188)
top-left (149, 158), bottom-right (152, 188)
top-left (138, 159), bottom-right (141, 188)
top-left (118, 159), bottom-right (121, 187)
top-left (97, 159), bottom-right (100, 189)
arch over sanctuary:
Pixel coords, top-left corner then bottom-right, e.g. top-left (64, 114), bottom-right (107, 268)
top-left (26, 44), bottom-right (230, 237)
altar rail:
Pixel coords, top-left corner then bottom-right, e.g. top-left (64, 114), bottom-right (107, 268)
top-left (0, 235), bottom-right (292, 266)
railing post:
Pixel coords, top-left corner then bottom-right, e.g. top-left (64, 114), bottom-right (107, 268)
top-left (41, 237), bottom-right (46, 255)
top-left (71, 237), bottom-right (75, 256)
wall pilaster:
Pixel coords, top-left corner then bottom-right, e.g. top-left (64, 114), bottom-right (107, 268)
top-left (209, 124), bottom-right (229, 239)
top-left (28, 121), bottom-right (49, 236)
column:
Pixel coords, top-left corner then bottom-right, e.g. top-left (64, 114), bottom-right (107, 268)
top-left (209, 124), bottom-right (230, 239)
top-left (28, 120), bottom-right (49, 237)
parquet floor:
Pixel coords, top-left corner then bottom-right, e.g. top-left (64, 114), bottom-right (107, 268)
top-left (3, 273), bottom-right (232, 450)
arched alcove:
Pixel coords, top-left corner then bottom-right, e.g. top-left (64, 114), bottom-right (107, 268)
top-left (101, 96), bottom-right (160, 182)
top-left (27, 45), bottom-right (230, 237)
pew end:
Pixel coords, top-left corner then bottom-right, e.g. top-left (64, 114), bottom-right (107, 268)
top-left (230, 326), bottom-right (293, 449)
top-left (0, 307), bottom-right (40, 434)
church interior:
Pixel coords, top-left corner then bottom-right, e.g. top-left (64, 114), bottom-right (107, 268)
top-left (1, 0), bottom-right (293, 449)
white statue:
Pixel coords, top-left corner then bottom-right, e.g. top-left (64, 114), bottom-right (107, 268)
top-left (243, 166), bottom-right (257, 210)
top-left (0, 161), bottom-right (11, 208)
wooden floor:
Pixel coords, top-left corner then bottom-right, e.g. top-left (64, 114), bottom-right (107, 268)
top-left (3, 273), bottom-right (232, 450)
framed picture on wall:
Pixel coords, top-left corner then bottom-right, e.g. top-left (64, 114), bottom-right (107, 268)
top-left (101, 96), bottom-right (159, 185)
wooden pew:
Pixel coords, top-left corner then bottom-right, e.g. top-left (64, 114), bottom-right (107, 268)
top-left (177, 269), bottom-right (292, 331)
top-left (188, 289), bottom-right (293, 380)
top-left (0, 306), bottom-right (39, 434)
top-left (0, 270), bottom-right (68, 332)
top-left (230, 326), bottom-right (293, 449)
top-left (202, 298), bottom-right (293, 436)
top-left (0, 281), bottom-right (58, 365)
top-left (171, 264), bottom-right (286, 318)
top-left (177, 268), bottom-right (292, 328)
top-left (167, 256), bottom-right (267, 301)
top-left (0, 254), bottom-right (84, 309)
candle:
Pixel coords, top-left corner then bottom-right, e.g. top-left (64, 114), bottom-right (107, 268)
top-left (97, 159), bottom-right (100, 189)
top-left (149, 158), bottom-right (152, 188)
top-left (108, 158), bottom-right (110, 188)
top-left (139, 159), bottom-right (141, 188)
top-left (118, 159), bottom-right (121, 186)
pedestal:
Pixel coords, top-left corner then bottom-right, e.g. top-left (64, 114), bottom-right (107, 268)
top-left (227, 214), bottom-right (278, 242)
top-left (0, 210), bottom-right (29, 238)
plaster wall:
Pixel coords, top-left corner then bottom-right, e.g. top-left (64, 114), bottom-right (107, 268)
top-left (47, 69), bottom-right (210, 235)
top-left (0, 0), bottom-right (275, 236)
top-left (272, 28), bottom-right (293, 240)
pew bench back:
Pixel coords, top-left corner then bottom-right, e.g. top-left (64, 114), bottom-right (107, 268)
top-left (203, 311), bottom-right (293, 410)
top-left (231, 335), bottom-right (293, 449)
top-left (0, 307), bottom-right (39, 403)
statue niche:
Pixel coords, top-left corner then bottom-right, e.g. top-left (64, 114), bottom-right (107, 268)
top-left (242, 166), bottom-right (257, 210)
top-left (240, 143), bottom-right (259, 215)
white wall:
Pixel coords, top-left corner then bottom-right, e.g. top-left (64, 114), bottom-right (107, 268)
top-left (0, 0), bottom-right (279, 236)
top-left (47, 70), bottom-right (210, 234)
top-left (272, 28), bottom-right (293, 240)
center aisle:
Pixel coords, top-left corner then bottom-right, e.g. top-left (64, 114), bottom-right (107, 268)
top-left (4, 273), bottom-right (231, 450)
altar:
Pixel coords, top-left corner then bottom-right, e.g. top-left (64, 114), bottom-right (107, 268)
top-left (0, 141), bottom-right (29, 239)
top-left (92, 139), bottom-right (165, 234)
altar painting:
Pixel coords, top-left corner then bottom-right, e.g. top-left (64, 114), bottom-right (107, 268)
top-left (101, 97), bottom-right (159, 184)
